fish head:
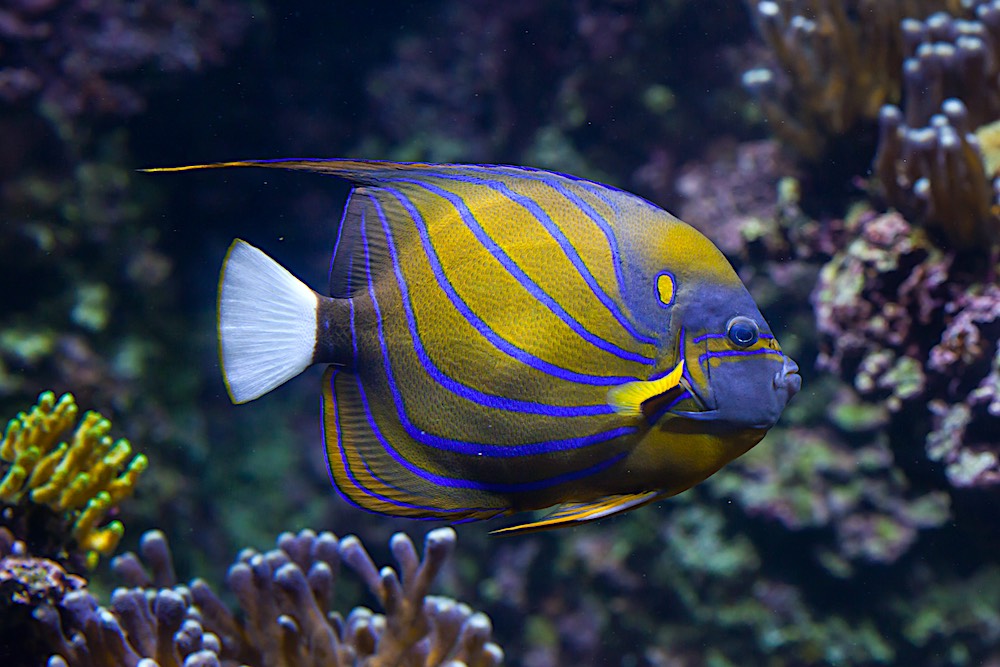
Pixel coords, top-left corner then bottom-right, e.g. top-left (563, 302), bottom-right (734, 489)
top-left (619, 216), bottom-right (800, 432)
top-left (668, 278), bottom-right (800, 431)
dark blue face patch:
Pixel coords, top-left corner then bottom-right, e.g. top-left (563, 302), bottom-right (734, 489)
top-left (726, 316), bottom-right (759, 348)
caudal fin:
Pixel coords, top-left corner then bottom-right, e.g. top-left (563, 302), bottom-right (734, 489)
top-left (218, 240), bottom-right (319, 403)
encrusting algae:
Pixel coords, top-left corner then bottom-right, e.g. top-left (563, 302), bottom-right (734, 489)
top-left (0, 391), bottom-right (147, 568)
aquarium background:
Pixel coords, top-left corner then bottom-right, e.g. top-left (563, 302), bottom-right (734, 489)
top-left (2, 1), bottom-right (1000, 665)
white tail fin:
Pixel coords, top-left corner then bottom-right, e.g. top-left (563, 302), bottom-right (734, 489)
top-left (218, 240), bottom-right (319, 403)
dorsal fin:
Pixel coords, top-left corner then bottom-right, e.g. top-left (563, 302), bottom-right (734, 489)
top-left (328, 190), bottom-right (390, 298)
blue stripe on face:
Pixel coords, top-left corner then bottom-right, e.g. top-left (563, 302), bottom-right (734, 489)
top-left (384, 182), bottom-right (653, 366)
top-left (693, 332), bottom-right (775, 344)
top-left (699, 349), bottom-right (785, 364)
top-left (679, 327), bottom-right (698, 390)
top-left (398, 175), bottom-right (657, 346)
top-left (384, 189), bottom-right (636, 386)
top-left (362, 209), bottom-right (639, 458)
top-left (369, 195), bottom-right (615, 418)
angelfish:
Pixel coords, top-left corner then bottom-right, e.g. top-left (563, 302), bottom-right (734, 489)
top-left (145, 159), bottom-right (801, 533)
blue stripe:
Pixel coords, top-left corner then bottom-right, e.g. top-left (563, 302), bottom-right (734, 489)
top-left (700, 349), bottom-right (785, 363)
top-left (398, 177), bottom-right (657, 347)
top-left (331, 219), bottom-right (474, 514)
top-left (336, 297), bottom-right (495, 515)
top-left (358, 217), bottom-right (631, 491)
top-left (649, 389), bottom-right (692, 424)
top-left (370, 195), bottom-right (614, 417)
top-left (450, 163), bottom-right (663, 215)
top-left (355, 364), bottom-right (628, 492)
top-left (329, 195), bottom-right (352, 294)
top-left (693, 332), bottom-right (776, 344)
top-left (362, 209), bottom-right (639, 458)
top-left (384, 189), bottom-right (636, 386)
top-left (323, 369), bottom-right (365, 511)
top-left (385, 182), bottom-right (653, 366)
top-left (543, 181), bottom-right (652, 338)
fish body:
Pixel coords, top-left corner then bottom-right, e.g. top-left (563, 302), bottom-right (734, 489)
top-left (147, 159), bottom-right (801, 532)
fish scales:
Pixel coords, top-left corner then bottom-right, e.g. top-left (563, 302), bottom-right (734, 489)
top-left (383, 173), bottom-right (656, 373)
top-left (342, 189), bottom-right (639, 504)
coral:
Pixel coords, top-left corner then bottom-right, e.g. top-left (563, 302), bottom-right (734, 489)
top-left (0, 0), bottom-right (249, 122)
top-left (1, 391), bottom-right (146, 569)
top-left (873, 97), bottom-right (1000, 252)
top-left (869, 6), bottom-right (1000, 251)
top-left (707, 421), bottom-right (950, 574)
top-left (812, 209), bottom-right (1000, 487)
top-left (30, 527), bottom-right (502, 667)
top-left (742, 0), bottom-right (967, 159)
top-left (924, 283), bottom-right (1000, 487)
top-left (0, 526), bottom-right (88, 666)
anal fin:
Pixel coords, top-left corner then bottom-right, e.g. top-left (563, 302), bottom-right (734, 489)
top-left (491, 491), bottom-right (663, 535)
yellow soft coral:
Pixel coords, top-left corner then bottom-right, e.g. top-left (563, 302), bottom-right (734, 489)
top-left (0, 391), bottom-right (147, 568)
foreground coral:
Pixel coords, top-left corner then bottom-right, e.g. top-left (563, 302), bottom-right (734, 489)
top-left (39, 527), bottom-right (502, 667)
top-left (0, 391), bottom-right (146, 568)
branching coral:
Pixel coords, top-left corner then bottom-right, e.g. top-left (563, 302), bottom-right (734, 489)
top-left (35, 527), bottom-right (503, 667)
top-left (743, 0), bottom-right (967, 159)
top-left (872, 99), bottom-right (999, 251)
top-left (0, 391), bottom-right (146, 568)
top-left (871, 5), bottom-right (1000, 251)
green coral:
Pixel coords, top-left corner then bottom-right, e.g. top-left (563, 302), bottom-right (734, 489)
top-left (0, 391), bottom-right (147, 568)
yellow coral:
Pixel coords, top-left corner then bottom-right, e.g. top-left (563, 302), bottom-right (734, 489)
top-left (0, 391), bottom-right (147, 568)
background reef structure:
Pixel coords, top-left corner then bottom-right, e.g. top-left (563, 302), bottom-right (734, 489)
top-left (2, 524), bottom-right (503, 667)
top-left (744, 0), bottom-right (1000, 487)
top-left (46, 527), bottom-right (503, 667)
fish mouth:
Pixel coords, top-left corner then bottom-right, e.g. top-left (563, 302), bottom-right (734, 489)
top-left (774, 357), bottom-right (801, 398)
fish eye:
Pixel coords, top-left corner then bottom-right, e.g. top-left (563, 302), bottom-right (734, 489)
top-left (726, 316), bottom-right (759, 348)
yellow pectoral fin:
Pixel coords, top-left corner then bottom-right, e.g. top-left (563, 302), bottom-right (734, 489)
top-left (491, 491), bottom-right (663, 535)
top-left (606, 361), bottom-right (685, 417)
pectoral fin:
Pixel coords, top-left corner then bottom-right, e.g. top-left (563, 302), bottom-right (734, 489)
top-left (491, 491), bottom-right (663, 535)
top-left (606, 361), bottom-right (685, 417)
